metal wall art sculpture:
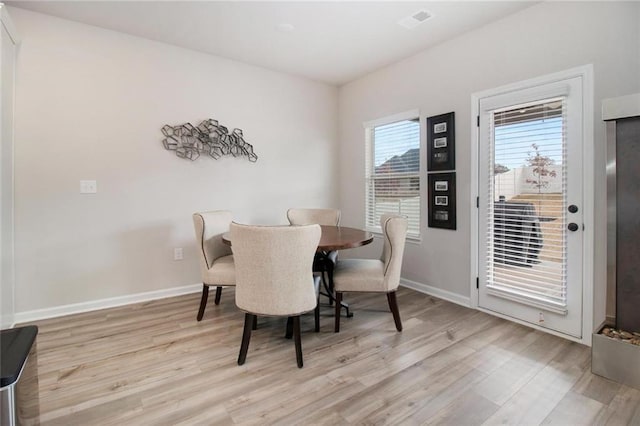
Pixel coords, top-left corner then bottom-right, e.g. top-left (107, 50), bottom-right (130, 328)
top-left (161, 119), bottom-right (258, 162)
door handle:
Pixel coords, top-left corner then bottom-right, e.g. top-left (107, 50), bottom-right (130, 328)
top-left (568, 223), bottom-right (579, 232)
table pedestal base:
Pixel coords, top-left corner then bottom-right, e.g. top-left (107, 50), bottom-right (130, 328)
top-left (315, 252), bottom-right (353, 318)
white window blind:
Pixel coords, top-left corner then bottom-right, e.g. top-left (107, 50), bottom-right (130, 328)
top-left (365, 118), bottom-right (420, 239)
top-left (486, 97), bottom-right (568, 313)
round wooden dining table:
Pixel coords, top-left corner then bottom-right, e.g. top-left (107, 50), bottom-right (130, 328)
top-left (222, 225), bottom-right (373, 251)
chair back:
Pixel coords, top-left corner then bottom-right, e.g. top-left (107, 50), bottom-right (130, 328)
top-left (379, 214), bottom-right (408, 292)
top-left (231, 223), bottom-right (321, 316)
top-left (193, 211), bottom-right (233, 275)
top-left (287, 208), bottom-right (340, 226)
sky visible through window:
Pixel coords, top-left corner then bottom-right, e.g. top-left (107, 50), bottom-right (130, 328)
top-left (372, 117), bottom-right (562, 171)
top-left (373, 120), bottom-right (420, 167)
top-left (494, 117), bottom-right (563, 171)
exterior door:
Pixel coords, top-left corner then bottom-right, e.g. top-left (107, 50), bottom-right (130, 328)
top-left (478, 75), bottom-right (584, 338)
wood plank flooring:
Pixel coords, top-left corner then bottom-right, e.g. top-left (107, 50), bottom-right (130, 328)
top-left (19, 287), bottom-right (640, 425)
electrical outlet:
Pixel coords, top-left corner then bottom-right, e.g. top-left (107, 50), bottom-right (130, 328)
top-left (80, 180), bottom-right (97, 194)
top-left (174, 248), bottom-right (183, 261)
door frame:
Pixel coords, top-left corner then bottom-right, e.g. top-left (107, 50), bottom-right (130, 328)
top-left (470, 65), bottom-right (594, 345)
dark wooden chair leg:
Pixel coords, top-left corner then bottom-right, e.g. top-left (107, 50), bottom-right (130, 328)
top-left (387, 291), bottom-right (403, 332)
top-left (285, 316), bottom-right (293, 339)
top-left (196, 284), bottom-right (209, 321)
top-left (325, 259), bottom-right (334, 306)
top-left (238, 313), bottom-right (254, 365)
top-left (214, 286), bottom-right (223, 305)
top-left (252, 315), bottom-right (258, 330)
top-left (334, 292), bottom-right (343, 332)
top-left (293, 315), bottom-right (303, 368)
top-left (328, 265), bottom-right (353, 318)
top-left (314, 299), bottom-right (320, 332)
top-left (324, 273), bottom-right (332, 307)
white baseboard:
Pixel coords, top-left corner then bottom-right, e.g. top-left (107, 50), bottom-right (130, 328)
top-left (400, 278), bottom-right (471, 308)
top-left (15, 279), bottom-right (469, 324)
top-left (14, 283), bottom-right (202, 324)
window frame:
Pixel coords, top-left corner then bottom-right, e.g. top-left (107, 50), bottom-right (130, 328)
top-left (363, 109), bottom-right (421, 240)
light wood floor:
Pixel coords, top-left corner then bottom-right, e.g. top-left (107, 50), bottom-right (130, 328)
top-left (21, 287), bottom-right (640, 425)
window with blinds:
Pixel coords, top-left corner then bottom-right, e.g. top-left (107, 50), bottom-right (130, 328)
top-left (486, 97), bottom-right (568, 313)
top-left (365, 117), bottom-right (420, 239)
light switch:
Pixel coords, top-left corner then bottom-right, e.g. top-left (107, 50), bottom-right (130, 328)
top-left (80, 180), bottom-right (97, 194)
top-left (174, 248), bottom-right (183, 261)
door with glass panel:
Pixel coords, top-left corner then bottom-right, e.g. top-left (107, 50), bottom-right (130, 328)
top-left (478, 76), bottom-right (584, 337)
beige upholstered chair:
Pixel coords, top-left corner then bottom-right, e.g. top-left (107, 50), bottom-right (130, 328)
top-left (286, 208), bottom-right (340, 227)
top-left (287, 208), bottom-right (340, 299)
top-left (332, 214), bottom-right (408, 332)
top-left (231, 222), bottom-right (321, 368)
top-left (192, 211), bottom-right (235, 321)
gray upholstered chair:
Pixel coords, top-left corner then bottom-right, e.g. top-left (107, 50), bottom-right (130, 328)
top-left (287, 208), bottom-right (340, 299)
top-left (231, 222), bottom-right (321, 368)
top-left (332, 214), bottom-right (408, 333)
top-left (192, 211), bottom-right (235, 321)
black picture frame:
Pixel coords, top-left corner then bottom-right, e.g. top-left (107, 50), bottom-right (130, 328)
top-left (428, 172), bottom-right (456, 230)
top-left (427, 112), bottom-right (455, 172)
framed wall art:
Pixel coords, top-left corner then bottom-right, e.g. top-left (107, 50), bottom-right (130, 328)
top-left (427, 112), bottom-right (455, 171)
top-left (428, 172), bottom-right (456, 230)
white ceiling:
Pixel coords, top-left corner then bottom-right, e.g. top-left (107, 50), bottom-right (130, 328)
top-left (7, 1), bottom-right (537, 85)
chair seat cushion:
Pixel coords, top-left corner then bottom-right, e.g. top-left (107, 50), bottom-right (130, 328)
top-left (333, 259), bottom-right (385, 292)
top-left (204, 255), bottom-right (235, 286)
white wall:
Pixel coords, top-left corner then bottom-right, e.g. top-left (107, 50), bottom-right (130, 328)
top-left (338, 2), bottom-right (640, 330)
top-left (1, 5), bottom-right (18, 327)
top-left (10, 8), bottom-right (338, 314)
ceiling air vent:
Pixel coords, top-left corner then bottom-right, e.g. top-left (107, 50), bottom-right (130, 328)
top-left (398, 10), bottom-right (432, 30)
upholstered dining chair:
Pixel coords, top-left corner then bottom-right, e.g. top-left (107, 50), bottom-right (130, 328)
top-left (287, 208), bottom-right (340, 299)
top-left (231, 222), bottom-right (321, 368)
top-left (332, 214), bottom-right (408, 333)
top-left (286, 208), bottom-right (341, 228)
top-left (192, 210), bottom-right (235, 321)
